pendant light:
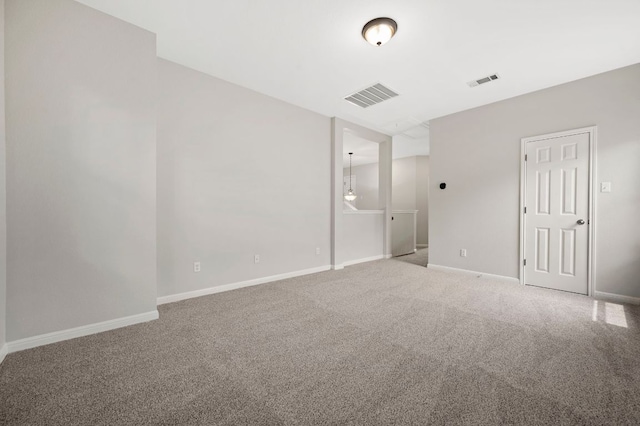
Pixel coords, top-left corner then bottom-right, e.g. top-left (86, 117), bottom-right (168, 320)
top-left (344, 152), bottom-right (357, 201)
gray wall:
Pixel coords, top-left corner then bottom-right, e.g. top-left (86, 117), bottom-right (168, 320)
top-left (392, 157), bottom-right (417, 210)
top-left (430, 63), bottom-right (640, 298)
top-left (344, 162), bottom-right (379, 210)
top-left (393, 156), bottom-right (429, 246)
top-left (416, 156), bottom-right (429, 245)
top-left (157, 59), bottom-right (331, 298)
top-left (349, 156), bottom-right (429, 245)
top-left (5, 0), bottom-right (158, 340)
top-left (0, 0), bottom-right (6, 351)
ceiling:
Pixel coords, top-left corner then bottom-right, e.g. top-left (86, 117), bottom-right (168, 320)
top-left (343, 133), bottom-right (379, 168)
top-left (77, 0), bottom-right (640, 138)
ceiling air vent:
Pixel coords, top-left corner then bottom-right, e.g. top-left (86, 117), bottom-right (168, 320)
top-left (344, 83), bottom-right (399, 108)
top-left (467, 73), bottom-right (500, 88)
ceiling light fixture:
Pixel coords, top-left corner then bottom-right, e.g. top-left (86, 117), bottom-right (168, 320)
top-left (362, 17), bottom-right (397, 47)
top-left (344, 153), bottom-right (357, 201)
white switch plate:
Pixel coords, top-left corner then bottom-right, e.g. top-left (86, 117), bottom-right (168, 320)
top-left (254, 254), bottom-right (260, 264)
top-left (460, 249), bottom-right (467, 257)
top-left (316, 247), bottom-right (321, 255)
top-left (193, 262), bottom-right (201, 273)
top-left (600, 182), bottom-right (611, 193)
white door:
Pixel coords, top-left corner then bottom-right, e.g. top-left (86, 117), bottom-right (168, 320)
top-left (524, 132), bottom-right (590, 294)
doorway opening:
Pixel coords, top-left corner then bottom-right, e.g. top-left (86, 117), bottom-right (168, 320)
top-left (390, 131), bottom-right (430, 265)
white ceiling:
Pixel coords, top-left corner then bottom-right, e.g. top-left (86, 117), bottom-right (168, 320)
top-left (343, 131), bottom-right (430, 168)
top-left (78, 0), bottom-right (640, 138)
top-left (343, 133), bottom-right (379, 168)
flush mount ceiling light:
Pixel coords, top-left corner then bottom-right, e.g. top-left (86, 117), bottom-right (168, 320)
top-left (362, 17), bottom-right (397, 46)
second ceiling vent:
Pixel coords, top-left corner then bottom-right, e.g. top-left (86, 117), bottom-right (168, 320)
top-left (345, 83), bottom-right (399, 108)
top-left (467, 73), bottom-right (500, 88)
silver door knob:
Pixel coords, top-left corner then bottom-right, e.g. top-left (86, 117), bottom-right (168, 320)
top-left (577, 219), bottom-right (585, 225)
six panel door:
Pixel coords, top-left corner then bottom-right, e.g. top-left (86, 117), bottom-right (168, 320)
top-left (524, 132), bottom-right (590, 294)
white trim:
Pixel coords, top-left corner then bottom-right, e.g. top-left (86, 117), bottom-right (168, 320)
top-left (157, 265), bottom-right (332, 305)
top-left (520, 126), bottom-right (597, 296)
top-left (384, 254), bottom-right (393, 259)
top-left (0, 344), bottom-right (7, 365)
top-left (416, 244), bottom-right (429, 248)
top-left (427, 264), bottom-right (520, 284)
top-left (343, 210), bottom-right (384, 215)
top-left (343, 255), bottom-right (385, 267)
top-left (594, 291), bottom-right (640, 306)
top-left (7, 310), bottom-right (159, 354)
top-left (332, 264), bottom-right (344, 270)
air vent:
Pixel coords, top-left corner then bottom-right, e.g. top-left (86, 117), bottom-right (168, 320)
top-left (344, 83), bottom-right (399, 108)
top-left (467, 74), bottom-right (500, 88)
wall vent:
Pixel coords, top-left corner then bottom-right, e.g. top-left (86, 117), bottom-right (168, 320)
top-left (344, 83), bottom-right (399, 108)
top-left (467, 73), bottom-right (500, 88)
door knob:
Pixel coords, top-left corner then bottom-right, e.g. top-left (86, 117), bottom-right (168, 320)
top-left (577, 219), bottom-right (585, 225)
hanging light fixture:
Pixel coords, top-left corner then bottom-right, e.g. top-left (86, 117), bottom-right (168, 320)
top-left (344, 152), bottom-right (357, 201)
top-left (362, 17), bottom-right (398, 47)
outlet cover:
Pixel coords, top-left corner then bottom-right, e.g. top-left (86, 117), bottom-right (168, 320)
top-left (193, 262), bottom-right (201, 272)
top-left (254, 255), bottom-right (260, 264)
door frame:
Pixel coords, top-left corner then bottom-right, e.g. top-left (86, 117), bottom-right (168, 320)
top-left (519, 126), bottom-right (597, 296)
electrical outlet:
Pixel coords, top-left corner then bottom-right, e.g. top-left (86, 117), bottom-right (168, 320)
top-left (600, 182), bottom-right (611, 193)
top-left (316, 247), bottom-right (321, 255)
top-left (193, 261), bottom-right (201, 272)
top-left (254, 254), bottom-right (260, 264)
top-left (460, 249), bottom-right (467, 257)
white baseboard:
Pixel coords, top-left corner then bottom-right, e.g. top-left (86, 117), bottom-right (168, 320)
top-left (594, 291), bottom-right (640, 305)
top-left (384, 254), bottom-right (393, 259)
top-left (343, 255), bottom-right (385, 267)
top-left (416, 244), bottom-right (429, 248)
top-left (7, 310), bottom-right (159, 354)
top-left (158, 265), bottom-right (332, 305)
top-left (332, 265), bottom-right (344, 270)
top-left (0, 343), bottom-right (7, 365)
top-left (427, 264), bottom-right (520, 284)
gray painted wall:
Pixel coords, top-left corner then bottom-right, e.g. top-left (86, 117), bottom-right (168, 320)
top-left (430, 63), bottom-right (640, 298)
top-left (5, 0), bottom-right (158, 340)
top-left (416, 156), bottom-right (429, 245)
top-left (0, 0), bottom-right (6, 351)
top-left (392, 157), bottom-right (417, 211)
top-left (344, 162), bottom-right (379, 210)
top-left (346, 156), bottom-right (429, 245)
top-left (157, 59), bottom-right (331, 298)
top-left (393, 156), bottom-right (429, 246)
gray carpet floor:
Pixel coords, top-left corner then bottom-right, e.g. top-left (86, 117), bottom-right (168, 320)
top-left (394, 247), bottom-right (429, 267)
top-left (1, 258), bottom-right (639, 425)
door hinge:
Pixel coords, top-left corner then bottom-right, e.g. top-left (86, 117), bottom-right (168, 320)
top-left (523, 259), bottom-right (527, 266)
top-left (525, 154), bottom-right (528, 161)
top-left (524, 207), bottom-right (527, 214)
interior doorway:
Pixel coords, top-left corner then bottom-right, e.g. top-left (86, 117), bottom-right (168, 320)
top-left (520, 127), bottom-right (596, 295)
top-left (390, 133), bottom-right (430, 262)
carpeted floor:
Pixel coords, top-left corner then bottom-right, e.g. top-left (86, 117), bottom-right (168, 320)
top-left (1, 258), bottom-right (639, 425)
top-left (394, 247), bottom-right (429, 267)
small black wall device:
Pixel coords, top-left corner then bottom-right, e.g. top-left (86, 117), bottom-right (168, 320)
top-left (439, 183), bottom-right (446, 190)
